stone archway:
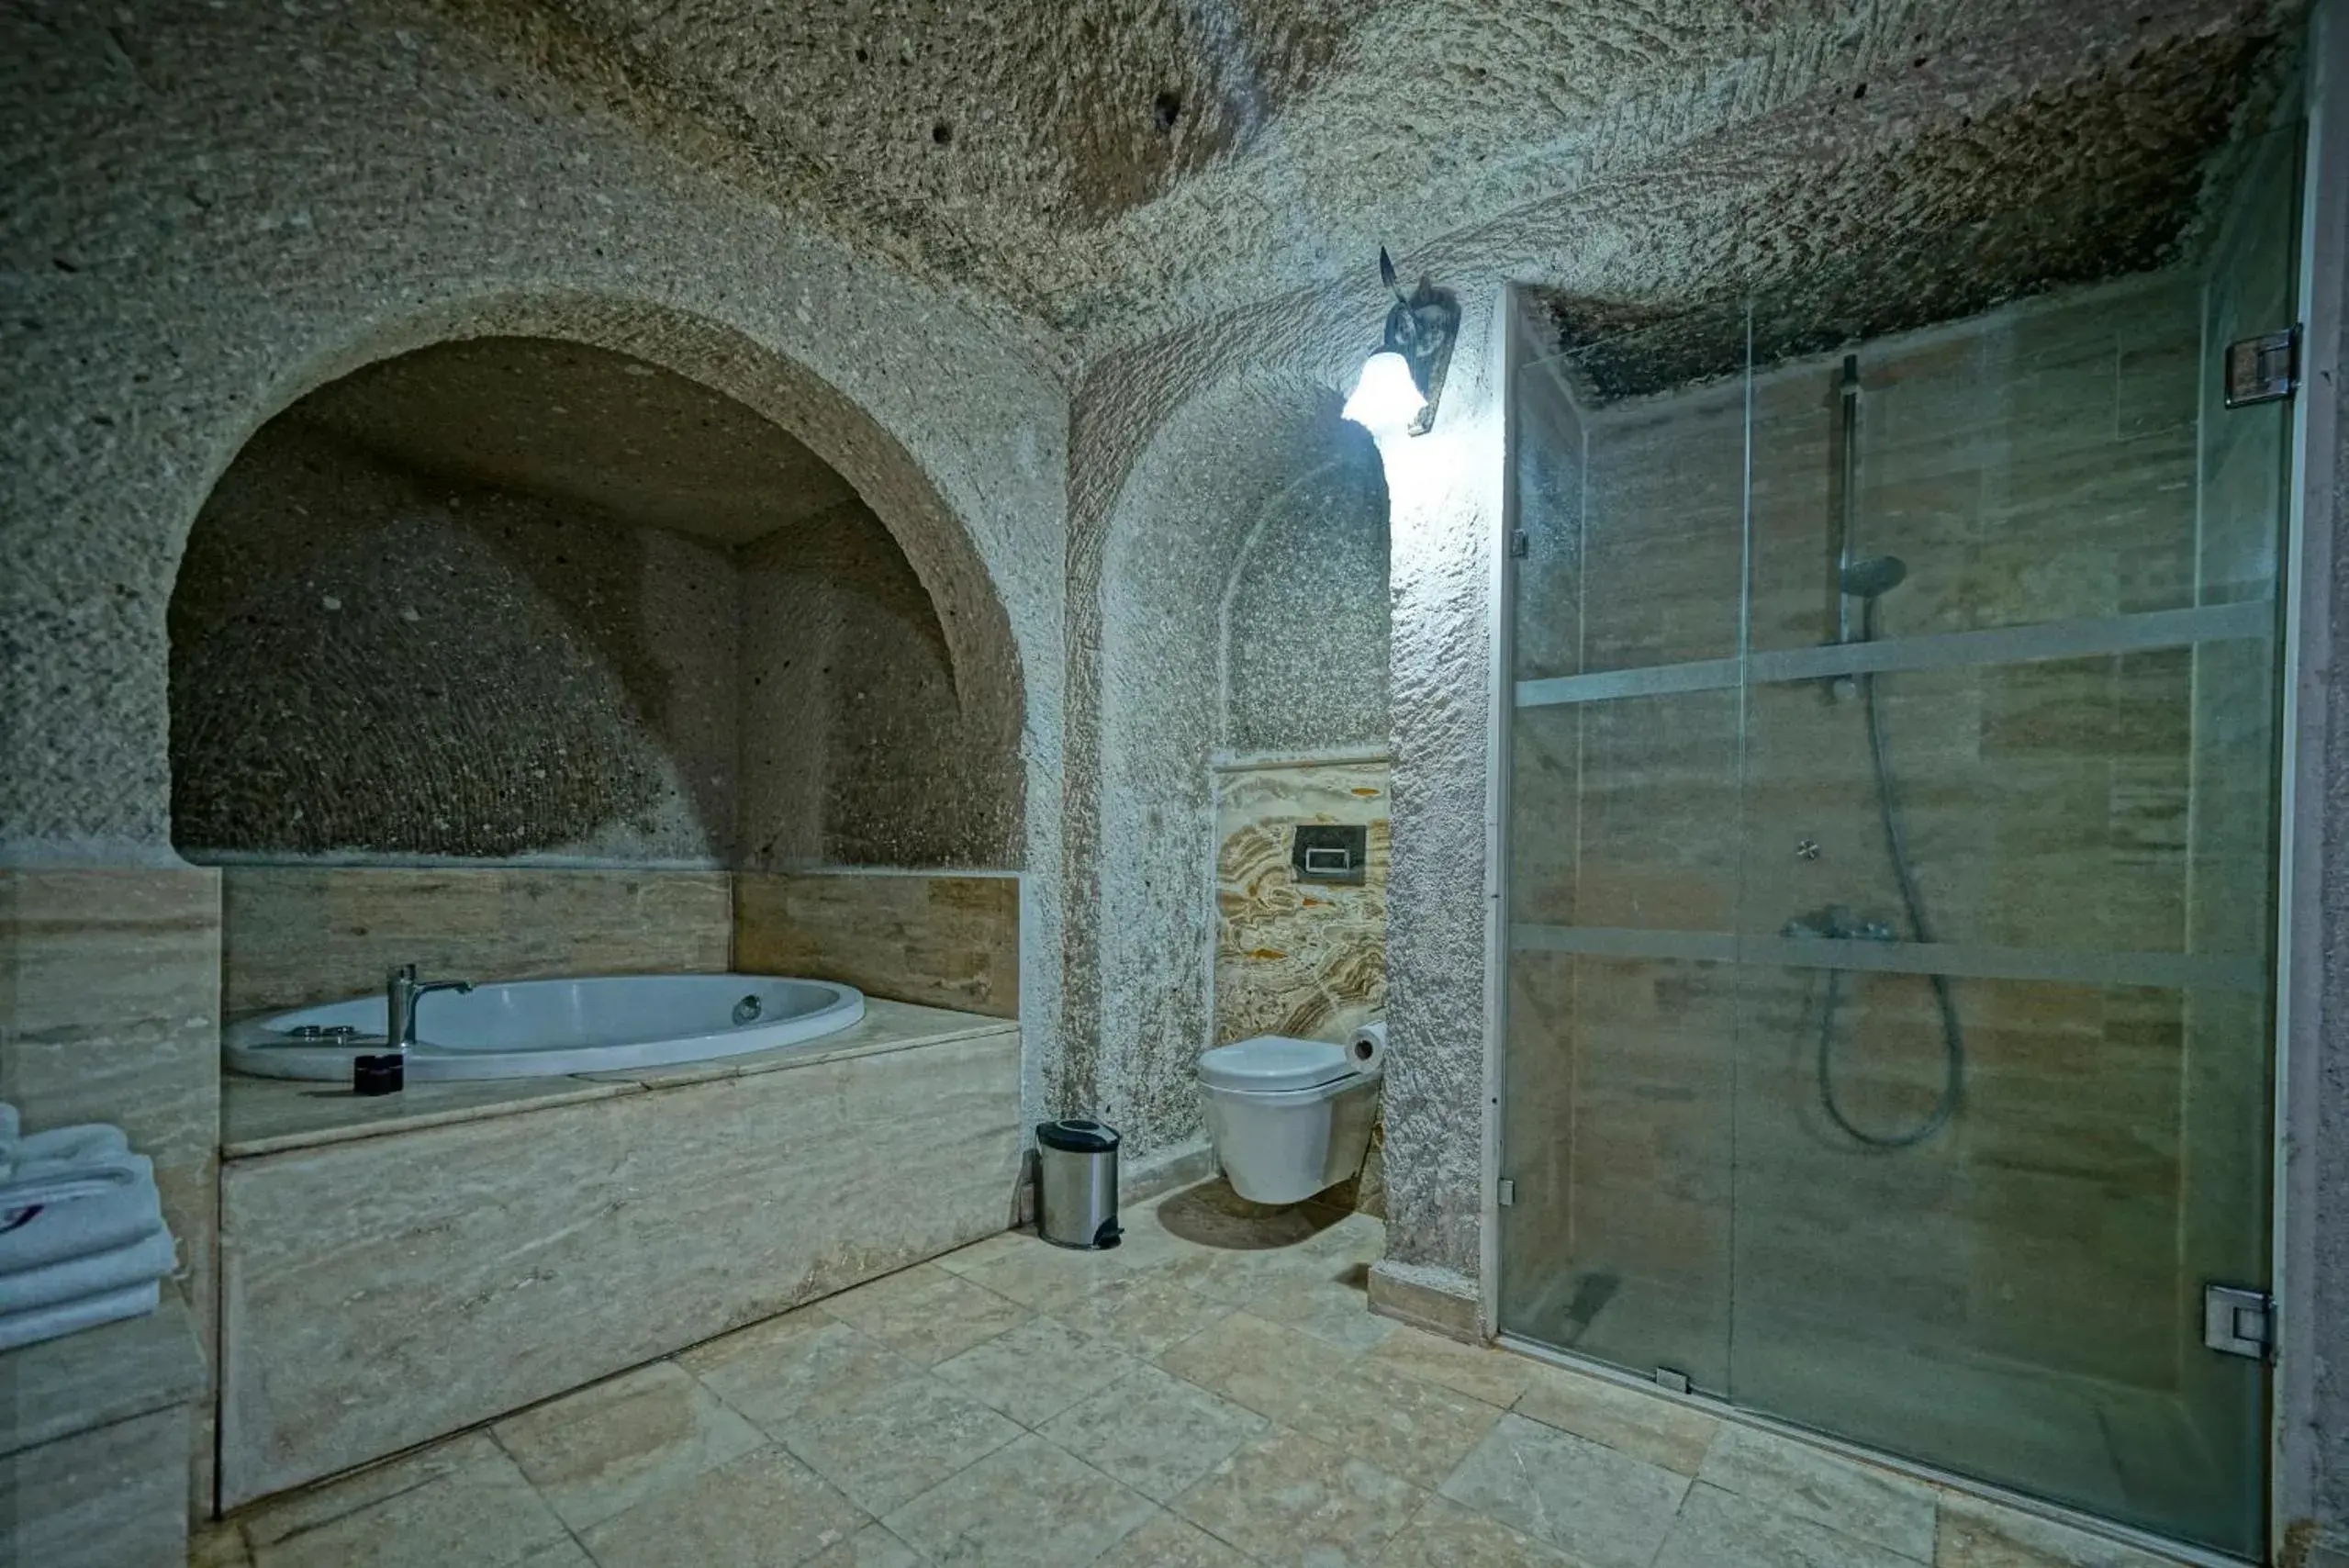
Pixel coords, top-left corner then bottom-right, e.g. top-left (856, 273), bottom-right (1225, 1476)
top-left (1081, 368), bottom-right (1389, 1162)
top-left (170, 322), bottom-right (1023, 868)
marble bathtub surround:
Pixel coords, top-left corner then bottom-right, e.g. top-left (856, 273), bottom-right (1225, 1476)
top-left (0, 865), bottom-right (222, 1510)
top-left (0, 1291), bottom-right (207, 1568)
top-left (217, 866), bottom-right (733, 1016)
top-left (201, 1182), bottom-right (2205, 1568)
top-left (220, 996), bottom-right (1013, 1156)
top-left (217, 1022), bottom-right (1021, 1506)
top-left (733, 870), bottom-right (1020, 1019)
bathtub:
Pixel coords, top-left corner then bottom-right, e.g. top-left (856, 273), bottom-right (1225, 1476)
top-left (224, 973), bottom-right (866, 1081)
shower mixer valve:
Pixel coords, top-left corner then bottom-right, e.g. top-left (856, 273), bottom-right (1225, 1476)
top-left (1782, 903), bottom-right (1896, 944)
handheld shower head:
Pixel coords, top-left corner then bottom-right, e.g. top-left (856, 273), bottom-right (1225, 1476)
top-left (1839, 554), bottom-right (1908, 599)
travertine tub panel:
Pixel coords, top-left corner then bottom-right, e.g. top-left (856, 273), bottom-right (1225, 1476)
top-left (219, 866), bottom-right (733, 1015)
top-left (734, 871), bottom-right (1020, 1018)
top-left (218, 1028), bottom-right (1020, 1506)
top-left (0, 867), bottom-right (221, 1507)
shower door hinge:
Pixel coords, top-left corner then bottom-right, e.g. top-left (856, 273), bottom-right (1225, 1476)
top-left (2202, 1283), bottom-right (2274, 1360)
top-left (2223, 327), bottom-right (2300, 407)
top-left (1494, 1178), bottom-right (1516, 1207)
top-left (1508, 529), bottom-right (1530, 559)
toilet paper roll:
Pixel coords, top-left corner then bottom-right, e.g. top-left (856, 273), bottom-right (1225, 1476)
top-left (1348, 1021), bottom-right (1386, 1073)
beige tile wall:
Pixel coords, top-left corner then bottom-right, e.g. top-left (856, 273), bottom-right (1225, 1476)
top-left (733, 870), bottom-right (1019, 1018)
top-left (218, 866), bottom-right (733, 1015)
top-left (0, 866), bottom-right (223, 1510)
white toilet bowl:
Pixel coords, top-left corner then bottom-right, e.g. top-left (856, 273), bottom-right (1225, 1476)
top-left (1197, 1035), bottom-right (1381, 1205)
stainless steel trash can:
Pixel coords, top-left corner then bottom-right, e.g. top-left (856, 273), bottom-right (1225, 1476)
top-left (1035, 1119), bottom-right (1121, 1249)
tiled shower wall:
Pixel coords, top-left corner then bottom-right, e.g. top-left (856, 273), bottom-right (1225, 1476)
top-left (1503, 263), bottom-right (2272, 1424)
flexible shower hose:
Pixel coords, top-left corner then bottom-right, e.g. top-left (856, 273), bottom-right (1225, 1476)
top-left (1816, 601), bottom-right (1965, 1148)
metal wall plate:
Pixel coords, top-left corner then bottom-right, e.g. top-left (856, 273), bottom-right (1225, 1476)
top-left (2202, 1282), bottom-right (2274, 1360)
top-left (2223, 327), bottom-right (2300, 407)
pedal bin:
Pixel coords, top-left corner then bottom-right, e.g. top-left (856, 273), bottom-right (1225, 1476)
top-left (1035, 1119), bottom-right (1121, 1250)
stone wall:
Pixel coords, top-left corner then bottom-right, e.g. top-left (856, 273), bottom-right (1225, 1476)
top-left (1075, 378), bottom-right (1387, 1163)
top-left (737, 498), bottom-right (1022, 870)
top-left (172, 420), bottom-right (742, 865)
top-left (0, 1), bottom-right (1066, 1519)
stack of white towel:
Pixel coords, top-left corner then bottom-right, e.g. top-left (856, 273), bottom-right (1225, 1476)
top-left (0, 1103), bottom-right (178, 1351)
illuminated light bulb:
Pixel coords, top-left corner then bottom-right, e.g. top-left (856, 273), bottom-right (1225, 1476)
top-left (1341, 350), bottom-right (1426, 435)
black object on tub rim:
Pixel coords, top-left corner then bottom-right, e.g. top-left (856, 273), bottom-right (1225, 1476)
top-left (1035, 1117), bottom-right (1120, 1153)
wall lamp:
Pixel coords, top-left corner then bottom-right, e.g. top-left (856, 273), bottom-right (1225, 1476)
top-left (1341, 247), bottom-right (1460, 438)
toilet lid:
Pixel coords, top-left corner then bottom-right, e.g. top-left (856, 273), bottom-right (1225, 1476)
top-left (1198, 1035), bottom-right (1356, 1093)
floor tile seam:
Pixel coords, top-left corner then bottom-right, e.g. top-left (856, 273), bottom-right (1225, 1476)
top-left (878, 1430), bottom-right (1158, 1563)
top-left (1138, 1313), bottom-right (1244, 1376)
top-left (811, 1275), bottom-right (1038, 1359)
top-left (488, 1416), bottom-right (608, 1567)
top-left (678, 1317), bottom-right (935, 1426)
top-left (1147, 1345), bottom-right (1294, 1429)
top-left (236, 1444), bottom-right (494, 1553)
top-left (1377, 1490), bottom-right (1451, 1564)
top-left (559, 1436), bottom-right (869, 1561)
top-left (1160, 1455), bottom-right (1292, 1568)
top-left (1695, 1446), bottom-right (1942, 1563)
top-left (1684, 1473), bottom-right (1943, 1568)
top-left (831, 1408), bottom-right (1029, 1521)
top-left (1363, 1337), bottom-right (1533, 1413)
top-left (917, 1302), bottom-right (1046, 1370)
top-left (1025, 1361), bottom-right (1159, 1442)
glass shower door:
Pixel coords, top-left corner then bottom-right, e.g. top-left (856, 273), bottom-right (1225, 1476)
top-left (1498, 118), bottom-right (2299, 1561)
top-left (1498, 323), bottom-right (1749, 1393)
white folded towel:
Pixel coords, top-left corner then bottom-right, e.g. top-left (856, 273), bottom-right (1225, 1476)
top-left (0, 1167), bottom-right (162, 1272)
top-left (0, 1224), bottom-right (176, 1316)
top-left (0, 1125), bottom-right (142, 1217)
top-left (0, 1279), bottom-right (162, 1352)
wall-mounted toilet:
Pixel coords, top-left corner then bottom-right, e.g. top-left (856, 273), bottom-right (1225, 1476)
top-left (1197, 1035), bottom-right (1381, 1204)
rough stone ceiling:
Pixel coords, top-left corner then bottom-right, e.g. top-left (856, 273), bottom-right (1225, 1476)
top-left (291, 337), bottom-right (858, 545)
top-left (437, 0), bottom-right (2302, 362)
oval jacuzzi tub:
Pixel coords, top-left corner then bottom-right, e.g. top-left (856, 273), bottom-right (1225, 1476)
top-left (225, 974), bottom-right (867, 1081)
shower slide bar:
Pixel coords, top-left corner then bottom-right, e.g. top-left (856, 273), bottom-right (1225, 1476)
top-left (1514, 599), bottom-right (2276, 710)
top-left (1509, 922), bottom-right (2266, 993)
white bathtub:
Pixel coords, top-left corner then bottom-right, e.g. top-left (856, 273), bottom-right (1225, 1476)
top-left (225, 973), bottom-right (866, 1081)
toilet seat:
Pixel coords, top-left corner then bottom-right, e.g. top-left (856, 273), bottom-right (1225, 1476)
top-left (1196, 1034), bottom-right (1381, 1204)
top-left (1198, 1036), bottom-right (1359, 1094)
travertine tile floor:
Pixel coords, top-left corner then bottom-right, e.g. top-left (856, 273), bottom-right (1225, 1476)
top-left (192, 1181), bottom-right (2196, 1568)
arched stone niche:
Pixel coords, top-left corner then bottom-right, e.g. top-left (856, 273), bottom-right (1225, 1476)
top-left (1091, 370), bottom-right (1390, 1159)
top-left (168, 319), bottom-right (1023, 870)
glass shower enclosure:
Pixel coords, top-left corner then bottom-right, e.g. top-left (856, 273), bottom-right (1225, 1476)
top-left (1496, 125), bottom-right (2302, 1560)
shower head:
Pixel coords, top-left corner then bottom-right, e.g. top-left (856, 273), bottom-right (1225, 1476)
top-left (1839, 554), bottom-right (1908, 599)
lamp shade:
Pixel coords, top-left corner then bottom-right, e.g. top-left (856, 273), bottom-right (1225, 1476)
top-left (1341, 350), bottom-right (1426, 435)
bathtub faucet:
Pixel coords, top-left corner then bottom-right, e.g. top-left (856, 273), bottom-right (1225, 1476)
top-left (385, 963), bottom-right (473, 1052)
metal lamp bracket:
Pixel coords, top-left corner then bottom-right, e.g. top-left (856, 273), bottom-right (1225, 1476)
top-left (1380, 247), bottom-right (1460, 436)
